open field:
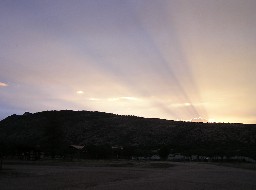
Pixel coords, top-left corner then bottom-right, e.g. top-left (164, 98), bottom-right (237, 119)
top-left (1, 160), bottom-right (256, 190)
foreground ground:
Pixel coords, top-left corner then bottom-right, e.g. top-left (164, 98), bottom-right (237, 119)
top-left (0, 160), bottom-right (256, 190)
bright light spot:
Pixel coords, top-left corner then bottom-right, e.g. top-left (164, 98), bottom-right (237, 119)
top-left (171, 102), bottom-right (191, 107)
top-left (89, 98), bottom-right (100, 101)
top-left (0, 82), bottom-right (8, 87)
top-left (76, 90), bottom-right (84, 94)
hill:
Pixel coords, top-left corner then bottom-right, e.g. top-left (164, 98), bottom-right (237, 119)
top-left (0, 110), bottom-right (256, 159)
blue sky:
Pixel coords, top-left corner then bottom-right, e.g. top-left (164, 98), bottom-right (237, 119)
top-left (1, 0), bottom-right (256, 123)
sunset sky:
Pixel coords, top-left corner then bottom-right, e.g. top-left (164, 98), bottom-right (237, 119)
top-left (1, 0), bottom-right (256, 124)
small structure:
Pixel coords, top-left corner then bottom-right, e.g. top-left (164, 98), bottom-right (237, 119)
top-left (70, 145), bottom-right (85, 150)
top-left (69, 145), bottom-right (85, 160)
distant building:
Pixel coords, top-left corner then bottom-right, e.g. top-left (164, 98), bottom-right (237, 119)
top-left (69, 145), bottom-right (85, 160)
top-left (69, 145), bottom-right (85, 150)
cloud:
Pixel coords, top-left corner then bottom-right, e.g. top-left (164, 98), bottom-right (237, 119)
top-left (76, 90), bottom-right (84, 94)
top-left (0, 82), bottom-right (8, 87)
top-left (88, 98), bottom-right (101, 101)
top-left (107, 97), bottom-right (139, 102)
top-left (171, 103), bottom-right (191, 107)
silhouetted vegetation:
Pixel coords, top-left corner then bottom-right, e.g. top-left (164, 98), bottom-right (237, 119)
top-left (0, 110), bottom-right (255, 161)
top-left (159, 145), bottom-right (171, 160)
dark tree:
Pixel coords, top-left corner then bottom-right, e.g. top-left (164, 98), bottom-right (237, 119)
top-left (0, 155), bottom-right (2, 170)
top-left (158, 145), bottom-right (170, 160)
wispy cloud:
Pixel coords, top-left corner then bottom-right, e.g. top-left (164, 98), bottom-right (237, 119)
top-left (76, 90), bottom-right (84, 94)
top-left (170, 102), bottom-right (207, 108)
top-left (88, 98), bottom-right (101, 101)
top-left (0, 82), bottom-right (8, 87)
top-left (107, 97), bottom-right (139, 102)
top-left (171, 103), bottom-right (192, 107)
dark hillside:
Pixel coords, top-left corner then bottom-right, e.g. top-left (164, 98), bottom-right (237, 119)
top-left (0, 110), bottom-right (255, 159)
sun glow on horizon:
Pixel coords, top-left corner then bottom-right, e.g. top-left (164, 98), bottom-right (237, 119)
top-left (208, 118), bottom-right (217, 123)
top-left (0, 1), bottom-right (255, 124)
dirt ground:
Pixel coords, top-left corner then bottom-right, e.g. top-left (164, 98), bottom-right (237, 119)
top-left (0, 161), bottom-right (256, 190)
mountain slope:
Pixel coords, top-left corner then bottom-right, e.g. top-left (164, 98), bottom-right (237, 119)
top-left (0, 110), bottom-right (255, 158)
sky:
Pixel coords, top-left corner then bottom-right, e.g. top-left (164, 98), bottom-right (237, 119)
top-left (0, 0), bottom-right (256, 124)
